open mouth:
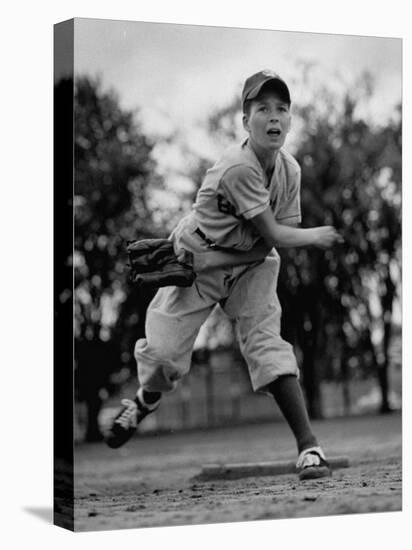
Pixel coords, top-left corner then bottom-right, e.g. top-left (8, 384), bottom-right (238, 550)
top-left (267, 129), bottom-right (281, 136)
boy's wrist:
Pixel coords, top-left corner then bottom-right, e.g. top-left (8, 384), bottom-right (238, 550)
top-left (308, 227), bottom-right (320, 247)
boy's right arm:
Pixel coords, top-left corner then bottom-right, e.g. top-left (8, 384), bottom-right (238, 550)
top-left (251, 206), bottom-right (342, 249)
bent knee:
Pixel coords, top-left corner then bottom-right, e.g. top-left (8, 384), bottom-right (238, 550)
top-left (134, 338), bottom-right (191, 393)
top-left (134, 337), bottom-right (181, 364)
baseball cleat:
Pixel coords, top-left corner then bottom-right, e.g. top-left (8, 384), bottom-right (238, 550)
top-left (105, 392), bottom-right (160, 449)
top-left (296, 446), bottom-right (331, 480)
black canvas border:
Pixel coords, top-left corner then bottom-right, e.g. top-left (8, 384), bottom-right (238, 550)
top-left (53, 18), bottom-right (74, 531)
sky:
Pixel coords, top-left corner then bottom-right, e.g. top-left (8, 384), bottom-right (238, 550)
top-left (74, 17), bottom-right (402, 135)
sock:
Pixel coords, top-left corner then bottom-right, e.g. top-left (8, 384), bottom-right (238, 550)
top-left (136, 387), bottom-right (162, 407)
top-left (267, 375), bottom-right (318, 454)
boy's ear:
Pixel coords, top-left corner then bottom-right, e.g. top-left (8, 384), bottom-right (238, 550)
top-left (242, 113), bottom-right (250, 133)
top-left (286, 113), bottom-right (292, 133)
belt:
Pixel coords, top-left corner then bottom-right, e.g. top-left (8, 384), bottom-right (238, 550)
top-left (194, 228), bottom-right (239, 253)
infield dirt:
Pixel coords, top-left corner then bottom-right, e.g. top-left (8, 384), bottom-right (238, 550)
top-left (73, 413), bottom-right (401, 531)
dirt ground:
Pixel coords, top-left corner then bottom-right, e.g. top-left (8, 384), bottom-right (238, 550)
top-left (73, 413), bottom-right (402, 531)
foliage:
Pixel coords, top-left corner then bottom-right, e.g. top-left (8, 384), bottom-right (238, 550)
top-left (74, 76), bottom-right (160, 438)
top-left (284, 73), bottom-right (401, 415)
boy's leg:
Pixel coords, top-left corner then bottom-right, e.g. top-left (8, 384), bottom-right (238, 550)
top-left (267, 374), bottom-right (317, 453)
top-left (134, 280), bottom-right (217, 393)
top-left (106, 271), bottom-right (224, 448)
top-left (224, 255), bottom-right (330, 478)
top-left (268, 375), bottom-right (330, 479)
top-left (141, 389), bottom-right (162, 404)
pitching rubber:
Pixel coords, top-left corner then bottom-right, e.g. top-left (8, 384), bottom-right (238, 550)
top-left (196, 456), bottom-right (350, 480)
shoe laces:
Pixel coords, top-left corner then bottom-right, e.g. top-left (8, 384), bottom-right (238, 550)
top-left (115, 399), bottom-right (138, 429)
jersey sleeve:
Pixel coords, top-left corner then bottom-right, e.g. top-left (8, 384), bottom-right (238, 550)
top-left (219, 164), bottom-right (270, 220)
top-left (276, 165), bottom-right (301, 224)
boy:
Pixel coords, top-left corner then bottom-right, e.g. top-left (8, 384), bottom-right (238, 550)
top-left (106, 70), bottom-right (342, 480)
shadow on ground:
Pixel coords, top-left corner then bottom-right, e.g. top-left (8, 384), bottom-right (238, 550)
top-left (23, 507), bottom-right (53, 524)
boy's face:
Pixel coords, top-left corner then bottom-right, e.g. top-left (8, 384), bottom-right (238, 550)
top-left (243, 91), bottom-right (291, 154)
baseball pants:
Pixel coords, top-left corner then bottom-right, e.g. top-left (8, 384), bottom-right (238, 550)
top-left (135, 248), bottom-right (299, 394)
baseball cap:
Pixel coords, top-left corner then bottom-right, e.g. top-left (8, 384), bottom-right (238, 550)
top-left (241, 70), bottom-right (291, 111)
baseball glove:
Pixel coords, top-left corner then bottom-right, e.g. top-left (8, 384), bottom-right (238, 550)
top-left (126, 238), bottom-right (196, 289)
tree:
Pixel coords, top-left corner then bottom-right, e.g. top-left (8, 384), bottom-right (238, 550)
top-left (286, 72), bottom-right (401, 416)
top-left (74, 76), bottom-right (159, 441)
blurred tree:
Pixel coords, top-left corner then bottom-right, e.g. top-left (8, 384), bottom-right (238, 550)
top-left (286, 71), bottom-right (401, 416)
top-left (74, 76), bottom-right (159, 441)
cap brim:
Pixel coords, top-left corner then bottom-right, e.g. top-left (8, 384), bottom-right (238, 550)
top-left (247, 77), bottom-right (290, 103)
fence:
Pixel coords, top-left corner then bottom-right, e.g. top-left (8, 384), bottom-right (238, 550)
top-left (74, 334), bottom-right (401, 443)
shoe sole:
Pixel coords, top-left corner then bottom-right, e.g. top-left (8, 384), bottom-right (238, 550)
top-left (105, 428), bottom-right (136, 449)
top-left (298, 465), bottom-right (331, 480)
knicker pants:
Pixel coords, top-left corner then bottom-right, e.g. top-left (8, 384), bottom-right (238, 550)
top-left (135, 250), bottom-right (299, 393)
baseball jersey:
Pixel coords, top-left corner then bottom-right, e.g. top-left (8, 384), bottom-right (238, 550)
top-left (191, 139), bottom-right (301, 251)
